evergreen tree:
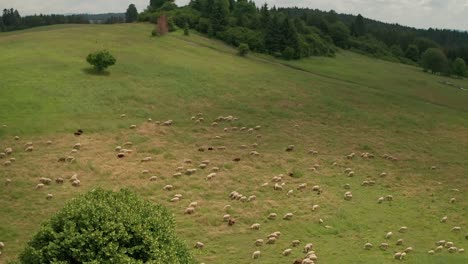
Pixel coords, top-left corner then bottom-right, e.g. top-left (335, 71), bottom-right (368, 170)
top-left (228, 0), bottom-right (236, 12)
top-left (210, 0), bottom-right (229, 34)
top-left (351, 14), bottom-right (365, 36)
top-left (405, 44), bottom-right (420, 62)
top-left (125, 4), bottom-right (138, 23)
top-left (264, 14), bottom-right (283, 54)
top-left (453, 57), bottom-right (466, 77)
top-left (260, 3), bottom-right (271, 30)
top-left (281, 18), bottom-right (300, 59)
top-left (149, 0), bottom-right (173, 11)
top-left (0, 16), bottom-right (5, 31)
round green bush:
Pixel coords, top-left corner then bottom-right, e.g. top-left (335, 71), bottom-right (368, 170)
top-left (86, 50), bottom-right (116, 72)
top-left (238, 43), bottom-right (249, 57)
top-left (19, 189), bottom-right (195, 264)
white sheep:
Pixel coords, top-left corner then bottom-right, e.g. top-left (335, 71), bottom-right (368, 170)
top-left (287, 189), bottom-right (294, 196)
top-left (267, 237), bottom-right (276, 244)
top-left (448, 247), bottom-right (458, 253)
top-left (283, 213), bottom-right (294, 220)
top-left (396, 239), bottom-right (404, 246)
top-left (206, 173), bottom-right (217, 181)
top-left (283, 249), bottom-right (292, 256)
top-left (46, 194), bottom-right (53, 200)
top-left (248, 195), bottom-right (256, 202)
top-left (255, 239), bottom-right (264, 246)
top-left (399, 226), bottom-right (408, 233)
top-left (297, 183), bottom-right (307, 191)
top-left (364, 243), bottom-right (373, 250)
top-left (163, 185), bottom-right (173, 191)
top-left (292, 240), bottom-right (300, 247)
top-left (252, 250), bottom-right (261, 259)
top-left (404, 247), bottom-right (413, 253)
top-left (223, 214), bottom-right (230, 222)
top-left (312, 205), bottom-right (320, 211)
top-left (379, 243), bottom-right (389, 250)
top-left (459, 248), bottom-right (465, 253)
top-left (451, 226), bottom-right (461, 232)
top-left (189, 201), bottom-right (198, 208)
top-left (35, 183), bottom-right (45, 189)
top-left (303, 243), bottom-right (313, 253)
top-left (149, 176), bottom-right (158, 181)
top-left (141, 157), bottom-right (152, 162)
top-left (435, 246), bottom-right (443, 252)
top-left (185, 207), bottom-right (195, 214)
top-left (386, 195), bottom-right (394, 201)
top-left (427, 250), bottom-right (435, 254)
top-left (194, 242), bottom-right (204, 249)
top-left (250, 223), bottom-right (260, 230)
top-left (72, 180), bottom-right (81, 187)
top-left (0, 241), bottom-right (4, 249)
top-left (450, 198), bottom-right (456, 203)
top-left (377, 197), bottom-right (385, 203)
top-left (268, 213), bottom-right (277, 220)
top-left (170, 197), bottom-right (180, 202)
top-left (274, 183), bottom-right (283, 191)
top-left (344, 191), bottom-right (353, 201)
top-left (385, 232), bottom-right (393, 239)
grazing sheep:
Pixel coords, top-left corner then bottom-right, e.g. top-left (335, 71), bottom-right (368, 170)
top-left (163, 120), bottom-right (173, 126)
top-left (206, 173), bottom-right (217, 181)
top-left (291, 240), bottom-right (301, 247)
top-left (0, 241), bottom-right (4, 249)
top-left (223, 214), bottom-right (230, 222)
top-left (211, 167), bottom-right (220, 172)
top-left (445, 242), bottom-right (454, 248)
top-left (252, 250), bottom-right (261, 259)
top-left (344, 168), bottom-right (352, 173)
top-left (297, 183), bottom-right (307, 191)
top-left (319, 218), bottom-right (324, 224)
top-left (312, 185), bottom-right (320, 191)
top-left (404, 247), bottom-right (413, 253)
top-left (267, 237), bottom-right (276, 244)
top-left (129, 125), bottom-right (137, 129)
top-left (268, 213), bottom-right (277, 220)
top-left (0, 152), bottom-right (5, 159)
top-left (399, 226), bottom-right (408, 233)
top-left (450, 198), bottom-right (456, 203)
top-left (344, 191), bottom-right (353, 201)
top-left (283, 249), bottom-right (292, 256)
top-left (394, 252), bottom-right (402, 260)
top-left (142, 170), bottom-right (150, 174)
top-left (272, 175), bottom-right (283, 182)
top-left (255, 239), bottom-right (264, 246)
top-left (72, 180), bottom-right (81, 187)
top-left (344, 184), bottom-right (351, 190)
top-left (163, 185), bottom-right (173, 191)
top-left (312, 205), bottom-right (320, 211)
top-left (228, 219), bottom-right (236, 226)
top-left (194, 242), bottom-right (204, 249)
top-left (386, 195), bottom-right (394, 201)
top-left (25, 146), bottom-right (34, 152)
top-left (283, 213), bottom-right (294, 220)
top-left (364, 243), bottom-right (373, 250)
top-left (448, 247), bottom-right (458, 253)
top-left (141, 157), bottom-right (152, 162)
top-left (428, 250), bottom-right (435, 254)
top-left (224, 205), bottom-right (231, 211)
top-left (5, 178), bottom-right (11, 186)
top-left (451, 226), bottom-right (462, 232)
top-left (5, 148), bottom-right (13, 155)
top-left (396, 239), bottom-right (404, 246)
top-left (380, 172), bottom-right (387, 177)
top-left (347, 171), bottom-right (355, 177)
top-left (174, 194), bottom-right (182, 199)
top-left (170, 197), bottom-right (180, 202)
top-left (379, 243), bottom-right (389, 250)
top-left (385, 232), bottom-right (393, 239)
top-left (185, 207), bottom-right (195, 214)
top-left (35, 183), bottom-right (45, 189)
top-left (189, 201), bottom-right (198, 208)
top-left (46, 194), bottom-right (53, 200)
top-left (9, 158), bottom-right (15, 162)
top-left (435, 246), bottom-right (444, 252)
top-left (377, 197), bottom-right (385, 203)
top-left (46, 140), bottom-right (53, 145)
top-left (240, 196), bottom-right (247, 202)
top-left (286, 145), bottom-right (295, 152)
top-left (248, 195), bottom-right (256, 202)
top-left (39, 177), bottom-right (52, 185)
top-left (149, 176), bottom-right (158, 181)
top-left (250, 223), bottom-right (260, 230)
top-left (287, 190), bottom-right (294, 196)
top-left (3, 160), bottom-right (11, 166)
top-left (303, 243), bottom-right (313, 253)
top-left (185, 169), bottom-right (197, 175)
top-left (274, 183), bottom-right (283, 191)
top-left (459, 248), bottom-right (465, 253)
top-left (73, 143), bottom-right (81, 150)
top-left (347, 153), bottom-right (355, 159)
top-left (172, 172), bottom-right (182, 178)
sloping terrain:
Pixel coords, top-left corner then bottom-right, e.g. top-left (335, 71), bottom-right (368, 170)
top-left (0, 23), bottom-right (467, 264)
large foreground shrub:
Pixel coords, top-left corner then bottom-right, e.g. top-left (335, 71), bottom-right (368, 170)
top-left (20, 189), bottom-right (195, 264)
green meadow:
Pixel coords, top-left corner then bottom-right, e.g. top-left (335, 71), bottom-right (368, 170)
top-left (0, 23), bottom-right (467, 263)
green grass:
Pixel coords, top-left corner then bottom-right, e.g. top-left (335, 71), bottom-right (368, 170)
top-left (0, 24), bottom-right (467, 264)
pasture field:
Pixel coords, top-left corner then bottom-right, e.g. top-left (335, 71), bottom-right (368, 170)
top-left (0, 23), bottom-right (467, 263)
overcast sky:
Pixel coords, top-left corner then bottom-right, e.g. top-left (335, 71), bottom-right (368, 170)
top-left (0, 0), bottom-right (467, 30)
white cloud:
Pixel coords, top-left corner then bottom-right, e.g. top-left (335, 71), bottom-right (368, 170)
top-left (0, 0), bottom-right (466, 29)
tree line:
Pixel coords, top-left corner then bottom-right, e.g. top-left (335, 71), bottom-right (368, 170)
top-left (0, 8), bottom-right (89, 31)
top-left (137, 0), bottom-right (466, 76)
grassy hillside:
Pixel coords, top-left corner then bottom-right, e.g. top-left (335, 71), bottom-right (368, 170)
top-left (0, 23), bottom-right (467, 264)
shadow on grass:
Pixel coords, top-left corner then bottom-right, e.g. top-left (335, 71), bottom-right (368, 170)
top-left (82, 68), bottom-right (111, 76)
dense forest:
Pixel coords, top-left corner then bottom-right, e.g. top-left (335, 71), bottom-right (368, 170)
top-left (1, 0), bottom-right (467, 76)
top-left (137, 0), bottom-right (467, 75)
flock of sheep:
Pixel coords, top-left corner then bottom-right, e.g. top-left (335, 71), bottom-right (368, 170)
top-left (0, 113), bottom-right (466, 263)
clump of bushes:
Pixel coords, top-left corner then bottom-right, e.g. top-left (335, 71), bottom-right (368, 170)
top-left (86, 50), bottom-right (116, 72)
top-left (19, 188), bottom-right (195, 264)
top-left (238, 43), bottom-right (249, 56)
